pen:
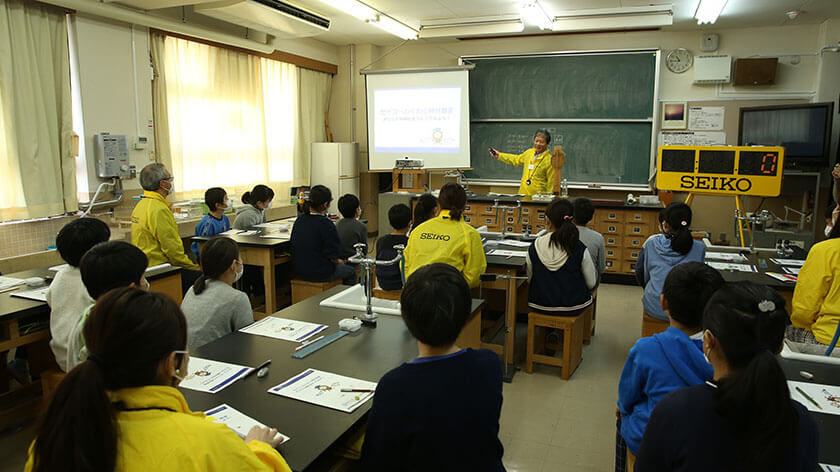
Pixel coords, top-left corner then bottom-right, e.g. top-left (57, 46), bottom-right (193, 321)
top-left (295, 335), bottom-right (324, 351)
top-left (0, 285), bottom-right (23, 294)
top-left (795, 386), bottom-right (822, 410)
top-left (341, 388), bottom-right (375, 393)
top-left (242, 359), bottom-right (272, 379)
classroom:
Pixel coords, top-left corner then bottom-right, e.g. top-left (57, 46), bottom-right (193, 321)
top-left (1, 0), bottom-right (840, 470)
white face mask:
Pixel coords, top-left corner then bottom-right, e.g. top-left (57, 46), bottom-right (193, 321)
top-left (139, 277), bottom-right (150, 292)
top-left (826, 225), bottom-right (833, 237)
top-left (267, 201), bottom-right (273, 209)
top-left (173, 350), bottom-right (189, 382)
top-left (233, 260), bottom-right (243, 283)
top-left (224, 198), bottom-right (233, 209)
top-left (162, 179), bottom-right (175, 199)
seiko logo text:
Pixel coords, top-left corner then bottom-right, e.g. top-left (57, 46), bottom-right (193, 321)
top-left (419, 233), bottom-right (450, 241)
top-left (679, 176), bottom-right (753, 192)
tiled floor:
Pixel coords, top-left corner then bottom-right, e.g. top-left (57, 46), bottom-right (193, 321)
top-left (0, 282), bottom-right (643, 472)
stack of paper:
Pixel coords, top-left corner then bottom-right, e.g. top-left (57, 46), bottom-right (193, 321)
top-left (770, 258), bottom-right (806, 267)
top-left (496, 239), bottom-right (532, 248)
top-left (239, 317), bottom-right (327, 342)
top-left (782, 266), bottom-right (800, 276)
top-left (765, 272), bottom-right (797, 283)
top-left (178, 357), bottom-right (253, 393)
top-left (205, 404), bottom-right (291, 444)
top-left (706, 262), bottom-right (757, 272)
top-left (0, 276), bottom-right (25, 291)
top-left (269, 369), bottom-right (376, 413)
top-left (486, 249), bottom-right (528, 258)
top-left (11, 286), bottom-right (50, 302)
top-left (705, 252), bottom-right (748, 263)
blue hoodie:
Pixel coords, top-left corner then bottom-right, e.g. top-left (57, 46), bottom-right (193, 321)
top-left (635, 234), bottom-right (705, 320)
top-left (617, 327), bottom-right (713, 455)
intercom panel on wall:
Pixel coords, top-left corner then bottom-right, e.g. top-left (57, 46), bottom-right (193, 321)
top-left (94, 134), bottom-right (132, 178)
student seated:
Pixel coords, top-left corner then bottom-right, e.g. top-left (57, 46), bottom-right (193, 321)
top-left (786, 215), bottom-right (840, 357)
top-left (527, 198), bottom-right (597, 314)
top-left (336, 193), bottom-right (368, 259)
top-left (404, 183), bottom-right (486, 288)
top-left (573, 197), bottom-right (606, 284)
top-left (361, 263), bottom-right (504, 471)
top-left (616, 262), bottom-right (724, 470)
top-left (635, 282), bottom-right (818, 472)
top-left (636, 202), bottom-right (705, 321)
top-left (182, 237), bottom-right (253, 349)
top-left (65, 241), bottom-right (149, 372)
top-left (375, 203), bottom-right (411, 291)
top-left (131, 163), bottom-right (200, 292)
top-left (290, 185), bottom-right (356, 285)
top-left (233, 184), bottom-right (274, 230)
top-left (27, 287), bottom-right (291, 472)
top-left (47, 217), bottom-right (111, 371)
top-left (409, 193), bottom-right (438, 235)
top-left (190, 187), bottom-right (231, 259)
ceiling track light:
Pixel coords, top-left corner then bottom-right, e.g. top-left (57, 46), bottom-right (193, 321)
top-left (314, 0), bottom-right (418, 40)
top-left (520, 0), bottom-right (553, 30)
top-left (694, 0), bottom-right (728, 25)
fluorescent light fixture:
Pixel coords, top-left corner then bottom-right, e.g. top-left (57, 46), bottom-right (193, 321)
top-left (552, 5), bottom-right (673, 32)
top-left (315, 0), bottom-right (377, 22)
top-left (521, 0), bottom-right (552, 30)
top-left (368, 14), bottom-right (419, 40)
top-left (694, 0), bottom-right (728, 24)
top-left (419, 18), bottom-right (524, 38)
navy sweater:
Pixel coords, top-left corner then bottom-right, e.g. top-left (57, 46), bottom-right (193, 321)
top-left (290, 213), bottom-right (342, 281)
top-left (361, 348), bottom-right (505, 472)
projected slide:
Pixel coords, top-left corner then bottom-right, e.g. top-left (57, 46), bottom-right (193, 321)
top-left (366, 70), bottom-right (470, 170)
top-left (373, 87), bottom-right (461, 154)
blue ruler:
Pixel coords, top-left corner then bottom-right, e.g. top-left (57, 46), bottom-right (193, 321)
top-left (292, 330), bottom-right (349, 359)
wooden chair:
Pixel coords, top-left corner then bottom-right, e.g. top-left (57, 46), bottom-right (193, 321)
top-left (525, 311), bottom-right (584, 380)
top-left (582, 289), bottom-right (598, 345)
top-left (291, 279), bottom-right (341, 304)
top-left (641, 310), bottom-right (669, 338)
top-left (627, 449), bottom-right (637, 472)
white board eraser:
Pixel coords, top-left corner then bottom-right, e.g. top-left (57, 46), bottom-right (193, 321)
top-left (339, 318), bottom-right (362, 332)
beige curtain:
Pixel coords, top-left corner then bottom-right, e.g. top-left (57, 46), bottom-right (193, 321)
top-left (0, 0), bottom-right (75, 222)
top-left (151, 33), bottom-right (301, 201)
top-left (296, 68), bottom-right (333, 186)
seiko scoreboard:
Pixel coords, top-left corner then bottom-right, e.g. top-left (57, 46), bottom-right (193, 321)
top-left (657, 145), bottom-right (785, 197)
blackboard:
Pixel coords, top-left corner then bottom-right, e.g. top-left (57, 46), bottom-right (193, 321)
top-left (464, 51), bottom-right (658, 186)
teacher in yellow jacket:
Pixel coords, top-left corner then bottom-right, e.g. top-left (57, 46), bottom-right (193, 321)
top-left (404, 183), bottom-right (487, 288)
top-left (490, 129), bottom-right (560, 196)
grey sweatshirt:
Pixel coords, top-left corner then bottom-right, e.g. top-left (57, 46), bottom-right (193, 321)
top-left (181, 280), bottom-right (254, 349)
top-left (233, 204), bottom-right (265, 229)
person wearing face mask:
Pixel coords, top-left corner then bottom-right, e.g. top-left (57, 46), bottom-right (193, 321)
top-left (190, 187), bottom-right (232, 260)
top-left (66, 241), bottom-right (151, 372)
top-left (233, 184), bottom-right (275, 230)
top-left (26, 287), bottom-right (291, 472)
top-left (181, 237), bottom-right (253, 349)
top-left (131, 163), bottom-right (200, 292)
top-left (489, 129), bottom-right (559, 196)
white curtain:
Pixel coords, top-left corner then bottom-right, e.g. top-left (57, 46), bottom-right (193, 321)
top-left (0, 0), bottom-right (75, 222)
top-left (152, 34), bottom-right (334, 201)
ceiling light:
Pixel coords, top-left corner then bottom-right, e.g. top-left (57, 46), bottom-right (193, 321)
top-left (420, 19), bottom-right (525, 38)
top-left (368, 14), bottom-right (419, 40)
top-left (694, 0), bottom-right (728, 25)
top-left (521, 0), bottom-right (552, 30)
top-left (552, 5), bottom-right (673, 32)
top-left (316, 0), bottom-right (377, 22)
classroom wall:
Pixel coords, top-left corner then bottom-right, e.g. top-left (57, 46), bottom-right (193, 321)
top-left (332, 22), bottom-right (840, 238)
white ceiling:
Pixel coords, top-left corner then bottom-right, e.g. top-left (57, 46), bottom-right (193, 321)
top-left (286, 0), bottom-right (840, 45)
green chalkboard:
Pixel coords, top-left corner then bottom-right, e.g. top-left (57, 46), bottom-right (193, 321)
top-left (465, 51), bottom-right (658, 186)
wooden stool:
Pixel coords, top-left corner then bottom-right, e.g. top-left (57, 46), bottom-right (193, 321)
top-left (291, 279), bottom-right (341, 304)
top-left (627, 449), bottom-right (637, 472)
top-left (582, 289), bottom-right (598, 345)
top-left (372, 288), bottom-right (401, 301)
top-left (641, 311), bottom-right (669, 338)
top-left (40, 369), bottom-right (66, 404)
top-left (525, 312), bottom-right (584, 380)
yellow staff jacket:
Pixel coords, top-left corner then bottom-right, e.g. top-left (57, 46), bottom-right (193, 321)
top-left (26, 385), bottom-right (291, 471)
top-left (404, 210), bottom-right (487, 288)
top-left (791, 238), bottom-right (840, 345)
top-left (131, 191), bottom-right (199, 270)
top-left (497, 148), bottom-right (554, 196)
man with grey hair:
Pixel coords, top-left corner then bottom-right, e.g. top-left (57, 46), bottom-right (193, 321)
top-left (131, 163), bottom-right (200, 292)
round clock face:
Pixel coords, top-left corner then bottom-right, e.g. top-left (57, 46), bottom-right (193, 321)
top-left (666, 48), bottom-right (693, 73)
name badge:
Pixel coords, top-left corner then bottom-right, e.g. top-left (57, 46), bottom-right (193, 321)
top-left (528, 164), bottom-right (535, 170)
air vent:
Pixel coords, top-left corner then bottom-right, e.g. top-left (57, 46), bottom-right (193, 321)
top-left (195, 0), bottom-right (330, 39)
top-left (252, 0), bottom-right (330, 29)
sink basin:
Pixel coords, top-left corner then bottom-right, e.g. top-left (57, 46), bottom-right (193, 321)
top-left (319, 284), bottom-right (401, 316)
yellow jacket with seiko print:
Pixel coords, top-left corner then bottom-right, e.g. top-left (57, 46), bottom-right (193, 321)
top-left (404, 209), bottom-right (487, 288)
top-left (131, 191), bottom-right (199, 270)
top-left (791, 238), bottom-right (840, 345)
top-left (497, 148), bottom-right (554, 196)
top-left (26, 385), bottom-right (291, 471)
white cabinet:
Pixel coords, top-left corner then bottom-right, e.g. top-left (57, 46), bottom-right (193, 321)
top-left (311, 142), bottom-right (359, 198)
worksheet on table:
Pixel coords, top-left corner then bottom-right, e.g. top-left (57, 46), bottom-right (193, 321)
top-left (239, 317), bottom-right (328, 342)
top-left (706, 262), bottom-right (756, 272)
top-left (789, 380), bottom-right (840, 416)
top-left (178, 357), bottom-right (253, 393)
top-left (269, 369), bottom-right (376, 413)
top-left (704, 252), bottom-right (748, 263)
top-left (205, 403), bottom-right (290, 444)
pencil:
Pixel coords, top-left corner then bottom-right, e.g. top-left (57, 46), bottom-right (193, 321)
top-left (795, 386), bottom-right (822, 410)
